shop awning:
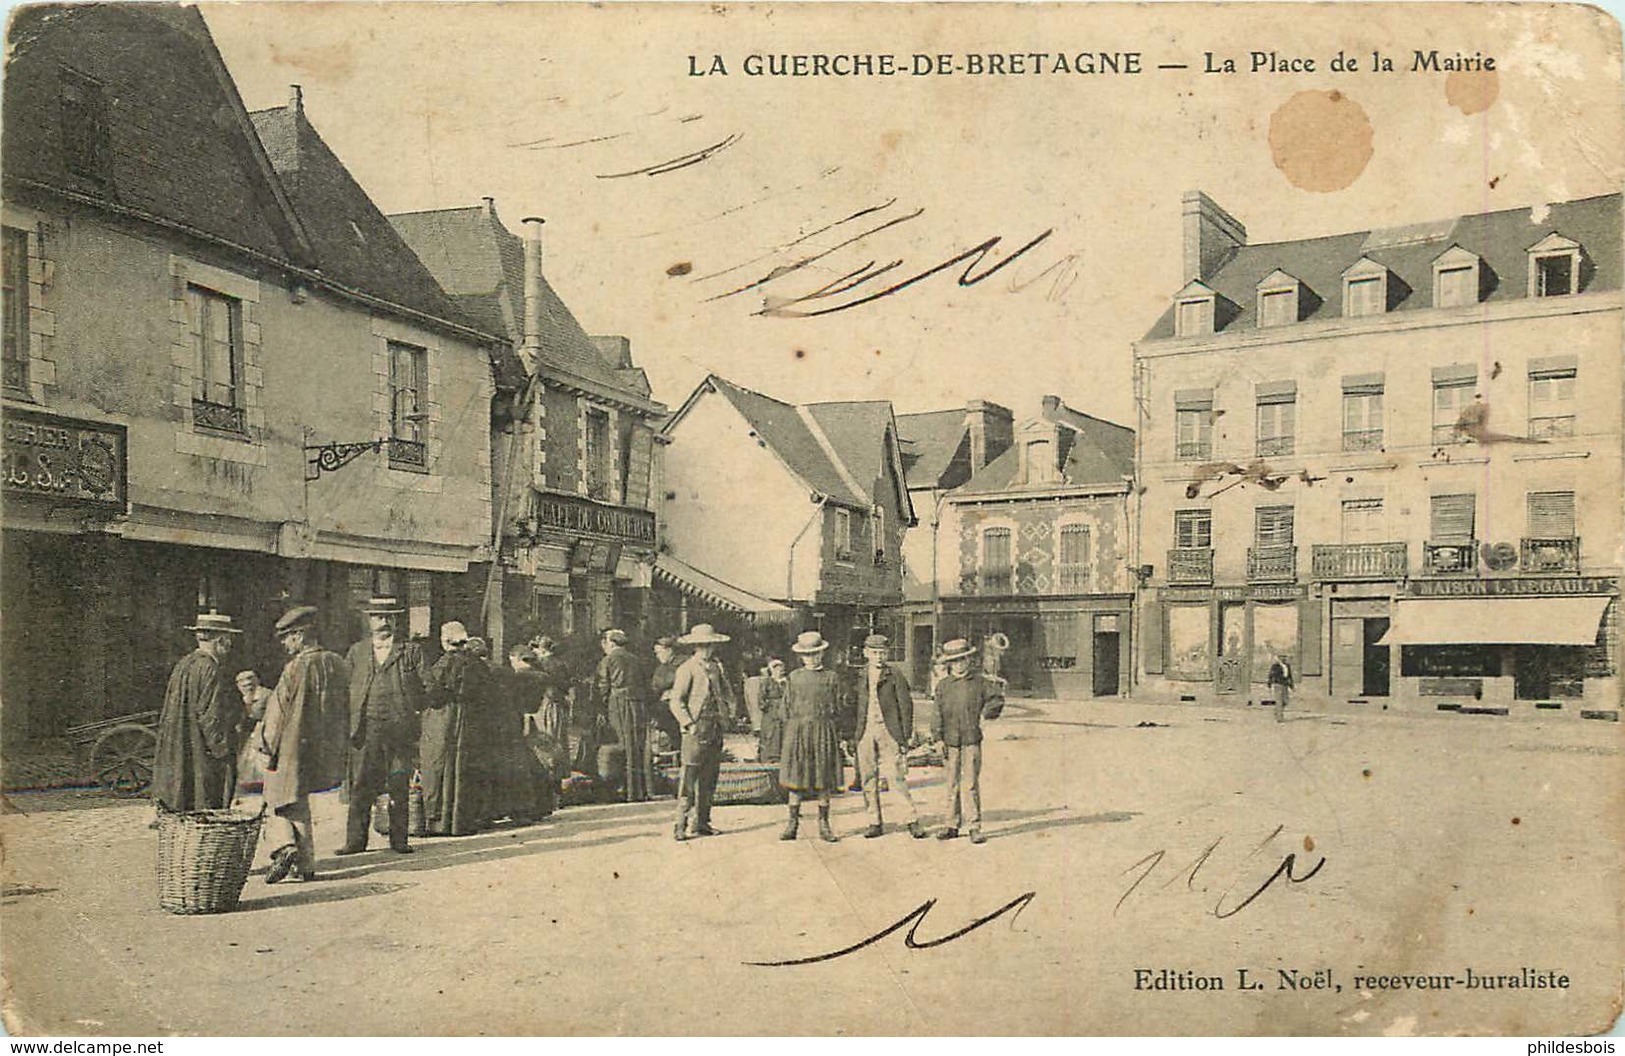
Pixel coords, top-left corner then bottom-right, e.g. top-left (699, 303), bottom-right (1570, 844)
top-left (1379, 596), bottom-right (1610, 646)
top-left (653, 554), bottom-right (798, 625)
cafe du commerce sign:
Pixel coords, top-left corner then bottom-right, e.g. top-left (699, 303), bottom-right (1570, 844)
top-left (529, 491), bottom-right (656, 545)
top-left (2, 407), bottom-right (128, 511)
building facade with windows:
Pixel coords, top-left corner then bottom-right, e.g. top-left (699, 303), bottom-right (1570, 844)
top-left (935, 396), bottom-right (1135, 698)
top-left (1135, 190), bottom-right (1622, 715)
top-left (659, 375), bottom-right (913, 661)
top-left (390, 203), bottom-right (667, 652)
top-left (1, 7), bottom-right (498, 740)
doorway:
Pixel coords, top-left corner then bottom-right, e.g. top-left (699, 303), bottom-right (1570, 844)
top-left (1215, 601), bottom-right (1247, 694)
top-left (1092, 631), bottom-right (1120, 696)
top-left (912, 623), bottom-right (935, 689)
top-left (1362, 618), bottom-right (1391, 696)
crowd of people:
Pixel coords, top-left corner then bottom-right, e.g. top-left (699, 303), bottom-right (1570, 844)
top-left (152, 598), bottom-right (1009, 883)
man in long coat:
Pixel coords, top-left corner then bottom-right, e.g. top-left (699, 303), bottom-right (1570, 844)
top-left (259, 606), bottom-right (349, 883)
top-left (597, 628), bottom-right (650, 802)
top-left (421, 621), bottom-right (492, 836)
top-left (339, 597), bottom-right (427, 855)
top-left (153, 610), bottom-right (243, 811)
top-left (668, 624), bottom-right (734, 840)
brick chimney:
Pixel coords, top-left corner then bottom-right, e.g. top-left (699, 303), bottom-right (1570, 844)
top-left (288, 84), bottom-right (303, 114)
top-left (965, 399), bottom-right (1014, 471)
top-left (520, 217), bottom-right (545, 374)
top-left (1182, 191), bottom-right (1246, 282)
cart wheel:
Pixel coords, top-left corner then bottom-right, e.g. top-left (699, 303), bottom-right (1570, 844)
top-left (89, 723), bottom-right (158, 797)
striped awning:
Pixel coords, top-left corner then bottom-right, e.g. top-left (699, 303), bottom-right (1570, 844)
top-left (653, 554), bottom-right (798, 624)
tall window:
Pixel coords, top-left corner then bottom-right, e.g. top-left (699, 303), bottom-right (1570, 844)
top-left (1341, 498), bottom-right (1385, 543)
top-left (584, 406), bottom-right (611, 500)
top-left (1436, 265), bottom-right (1476, 308)
top-left (982, 527), bottom-right (1012, 594)
top-left (1345, 276), bottom-right (1384, 317)
top-left (1528, 366), bottom-right (1577, 439)
top-left (831, 507), bottom-right (853, 563)
top-left (1025, 439), bottom-right (1057, 483)
top-left (1533, 253), bottom-right (1575, 297)
top-left (61, 68), bottom-right (111, 183)
top-left (1432, 378), bottom-right (1475, 445)
top-left (190, 286), bottom-right (245, 433)
top-left (1342, 388), bottom-right (1384, 451)
top-left (1255, 506), bottom-right (1294, 548)
top-left (1174, 509), bottom-right (1212, 549)
top-left (1527, 491), bottom-right (1576, 538)
top-left (388, 341), bottom-right (428, 470)
top-left (1175, 407), bottom-right (1212, 461)
top-left (1430, 494), bottom-right (1476, 541)
top-left (3, 227), bottom-right (28, 395)
top-left (1256, 395), bottom-right (1296, 457)
top-left (1057, 525), bottom-right (1090, 592)
top-left (872, 505), bottom-right (886, 564)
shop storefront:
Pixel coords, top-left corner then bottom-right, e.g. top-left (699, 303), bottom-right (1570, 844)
top-left (939, 594), bottom-right (1133, 698)
top-left (1144, 583), bottom-right (1319, 698)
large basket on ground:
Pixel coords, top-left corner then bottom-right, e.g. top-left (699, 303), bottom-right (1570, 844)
top-left (155, 803), bottom-right (265, 915)
top-left (662, 762), bottom-right (787, 805)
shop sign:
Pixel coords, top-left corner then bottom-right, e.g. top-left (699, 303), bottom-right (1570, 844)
top-left (1250, 584), bottom-right (1307, 600)
top-left (530, 491), bottom-right (655, 544)
top-left (1408, 576), bottom-right (1617, 598)
top-left (2, 407), bottom-right (127, 511)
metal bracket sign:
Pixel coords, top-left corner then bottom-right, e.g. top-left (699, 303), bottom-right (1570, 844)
top-left (305, 439), bottom-right (384, 481)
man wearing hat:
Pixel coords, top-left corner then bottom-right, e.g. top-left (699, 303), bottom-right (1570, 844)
top-left (931, 638), bottom-right (1005, 844)
top-left (596, 628), bottom-right (651, 802)
top-left (667, 624), bottom-right (735, 840)
top-left (154, 610), bottom-right (245, 812)
top-left (259, 606), bottom-right (349, 883)
top-left (854, 634), bottom-right (925, 839)
top-left (339, 597), bottom-right (428, 855)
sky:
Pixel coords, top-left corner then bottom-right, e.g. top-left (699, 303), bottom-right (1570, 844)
top-left (200, 2), bottom-right (1624, 426)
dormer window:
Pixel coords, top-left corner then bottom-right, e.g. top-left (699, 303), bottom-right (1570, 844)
top-left (1527, 233), bottom-right (1584, 297)
top-left (1024, 438), bottom-right (1058, 484)
top-left (1173, 280), bottom-right (1218, 337)
top-left (1432, 245), bottom-right (1483, 308)
top-left (1255, 270), bottom-right (1303, 328)
top-left (1342, 258), bottom-right (1389, 317)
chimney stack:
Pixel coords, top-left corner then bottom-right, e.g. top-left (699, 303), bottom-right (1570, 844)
top-left (520, 217), bottom-right (545, 374)
top-left (481, 196), bottom-right (496, 217)
top-left (288, 84), bottom-right (303, 114)
top-left (964, 399), bottom-right (1014, 471)
top-left (1041, 394), bottom-right (1062, 415)
top-left (1182, 190), bottom-right (1246, 282)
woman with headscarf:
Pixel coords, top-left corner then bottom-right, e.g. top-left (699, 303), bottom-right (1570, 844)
top-left (777, 632), bottom-right (844, 842)
top-left (420, 621), bottom-right (492, 836)
top-left (756, 657), bottom-right (788, 763)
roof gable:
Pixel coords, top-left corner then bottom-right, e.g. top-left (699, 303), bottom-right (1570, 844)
top-left (1432, 244), bottom-right (1481, 269)
top-left (1342, 256), bottom-right (1389, 280)
top-left (1256, 268), bottom-right (1303, 290)
top-left (896, 408), bottom-right (972, 490)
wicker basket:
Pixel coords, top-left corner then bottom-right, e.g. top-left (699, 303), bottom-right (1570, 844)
top-left (155, 803), bottom-right (265, 915)
top-left (661, 762), bottom-right (787, 805)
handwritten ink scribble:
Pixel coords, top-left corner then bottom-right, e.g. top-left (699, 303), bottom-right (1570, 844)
top-left (597, 133), bottom-right (742, 179)
top-left (524, 132), bottom-right (628, 151)
top-left (693, 195), bottom-right (896, 283)
top-left (1213, 853), bottom-right (1326, 919)
top-left (745, 891), bottom-right (1036, 967)
top-left (707, 205), bottom-right (924, 302)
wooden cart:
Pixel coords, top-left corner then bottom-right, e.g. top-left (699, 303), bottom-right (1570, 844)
top-left (66, 710), bottom-right (160, 796)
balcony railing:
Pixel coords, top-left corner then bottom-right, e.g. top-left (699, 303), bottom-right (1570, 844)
top-left (1520, 536), bottom-right (1581, 573)
top-left (1312, 542), bottom-right (1407, 580)
top-left (1167, 548), bottom-right (1214, 585)
top-left (387, 437), bottom-right (427, 471)
top-left (1423, 540), bottom-right (1478, 575)
top-left (1175, 441), bottom-right (1212, 462)
top-left (192, 398), bottom-right (246, 435)
top-left (1341, 429), bottom-right (1384, 452)
top-left (1247, 545), bottom-right (1297, 583)
top-left (1528, 416), bottom-right (1576, 440)
top-left (1255, 436), bottom-right (1295, 458)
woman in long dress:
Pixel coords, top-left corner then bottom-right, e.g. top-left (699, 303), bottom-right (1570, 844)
top-left (776, 633), bottom-right (843, 842)
top-left (756, 658), bottom-right (788, 763)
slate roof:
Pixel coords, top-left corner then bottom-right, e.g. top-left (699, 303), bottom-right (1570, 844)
top-left (3, 4), bottom-right (307, 266)
top-left (895, 409), bottom-right (972, 490)
top-left (248, 104), bottom-right (477, 329)
top-left (957, 402), bottom-right (1134, 495)
top-left (1142, 193), bottom-right (1623, 340)
top-left (389, 205), bottom-right (648, 400)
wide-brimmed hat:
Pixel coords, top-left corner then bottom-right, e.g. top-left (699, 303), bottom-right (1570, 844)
top-left (939, 638), bottom-right (977, 662)
top-left (186, 610), bottom-right (243, 634)
top-left (791, 631), bottom-right (830, 654)
top-left (678, 623), bottom-right (731, 645)
top-left (274, 605), bottom-right (319, 636)
top-left (862, 633), bottom-right (889, 651)
top-left (362, 596), bottom-right (404, 616)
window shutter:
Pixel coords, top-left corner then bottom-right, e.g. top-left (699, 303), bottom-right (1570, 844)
top-left (1142, 599), bottom-right (1165, 675)
top-left (623, 424), bottom-right (654, 510)
top-left (1528, 491), bottom-right (1576, 538)
top-left (1430, 494), bottom-right (1476, 540)
top-left (1298, 599), bottom-right (1323, 676)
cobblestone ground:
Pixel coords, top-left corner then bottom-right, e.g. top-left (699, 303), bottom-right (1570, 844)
top-left (2, 698), bottom-right (1619, 1036)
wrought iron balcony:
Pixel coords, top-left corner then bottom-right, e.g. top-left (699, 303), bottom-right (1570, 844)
top-left (387, 437), bottom-right (427, 471)
top-left (1341, 429), bottom-right (1384, 452)
top-left (1166, 548), bottom-right (1214, 585)
top-left (192, 398), bottom-right (246, 435)
top-left (1520, 536), bottom-right (1581, 573)
top-left (1312, 542), bottom-right (1407, 581)
top-left (1255, 436), bottom-right (1295, 458)
top-left (1175, 441), bottom-right (1212, 462)
top-left (1423, 540), bottom-right (1478, 575)
top-left (1247, 545), bottom-right (1297, 583)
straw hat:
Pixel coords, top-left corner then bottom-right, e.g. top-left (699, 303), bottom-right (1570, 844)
top-left (186, 610), bottom-right (243, 634)
top-left (362, 596), bottom-right (405, 616)
top-left (939, 638), bottom-right (977, 662)
top-left (678, 623), bottom-right (731, 645)
top-left (791, 631), bottom-right (830, 654)
top-left (862, 633), bottom-right (889, 651)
